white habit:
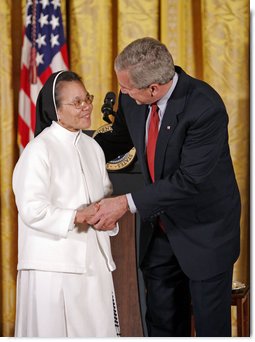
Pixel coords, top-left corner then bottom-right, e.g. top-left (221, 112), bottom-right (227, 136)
top-left (12, 122), bottom-right (120, 337)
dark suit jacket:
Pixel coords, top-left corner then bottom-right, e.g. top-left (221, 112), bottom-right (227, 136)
top-left (95, 66), bottom-right (241, 280)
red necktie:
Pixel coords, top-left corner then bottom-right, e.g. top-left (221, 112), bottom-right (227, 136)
top-left (147, 102), bottom-right (159, 182)
top-left (147, 103), bottom-right (166, 232)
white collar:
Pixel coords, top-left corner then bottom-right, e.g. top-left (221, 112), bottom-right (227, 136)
top-left (51, 121), bottom-right (81, 145)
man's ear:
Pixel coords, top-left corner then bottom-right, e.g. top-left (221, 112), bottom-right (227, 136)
top-left (149, 83), bottom-right (160, 97)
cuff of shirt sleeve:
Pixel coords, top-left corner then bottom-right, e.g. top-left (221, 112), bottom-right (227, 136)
top-left (126, 193), bottom-right (137, 214)
top-left (108, 222), bottom-right (119, 236)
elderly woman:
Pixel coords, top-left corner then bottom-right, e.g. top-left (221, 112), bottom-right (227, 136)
top-left (12, 71), bottom-right (120, 337)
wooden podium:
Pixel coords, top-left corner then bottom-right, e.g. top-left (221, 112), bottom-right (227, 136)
top-left (108, 161), bottom-right (147, 337)
top-left (85, 130), bottom-right (147, 336)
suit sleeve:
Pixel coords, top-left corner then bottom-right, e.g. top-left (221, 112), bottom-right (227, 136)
top-left (131, 105), bottom-right (230, 220)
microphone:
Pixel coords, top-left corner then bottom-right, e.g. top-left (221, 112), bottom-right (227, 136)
top-left (101, 92), bottom-right (116, 123)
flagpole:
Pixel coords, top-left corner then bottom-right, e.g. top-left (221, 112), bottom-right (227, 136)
top-left (30, 0), bottom-right (37, 84)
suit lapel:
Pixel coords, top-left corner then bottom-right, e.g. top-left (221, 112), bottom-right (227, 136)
top-left (153, 66), bottom-right (190, 180)
top-left (126, 66), bottom-right (190, 182)
top-left (154, 95), bottom-right (184, 180)
top-left (133, 105), bottom-right (151, 181)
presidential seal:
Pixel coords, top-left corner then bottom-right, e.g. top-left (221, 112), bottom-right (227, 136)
top-left (93, 124), bottom-right (136, 171)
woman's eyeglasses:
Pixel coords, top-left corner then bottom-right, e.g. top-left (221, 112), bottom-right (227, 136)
top-left (62, 93), bottom-right (94, 109)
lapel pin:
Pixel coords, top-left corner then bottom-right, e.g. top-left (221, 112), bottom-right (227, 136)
top-left (167, 125), bottom-right (171, 130)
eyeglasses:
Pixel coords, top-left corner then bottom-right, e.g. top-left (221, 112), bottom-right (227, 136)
top-left (62, 93), bottom-right (94, 109)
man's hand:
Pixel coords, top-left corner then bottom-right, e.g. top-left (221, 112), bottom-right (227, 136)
top-left (89, 195), bottom-right (129, 230)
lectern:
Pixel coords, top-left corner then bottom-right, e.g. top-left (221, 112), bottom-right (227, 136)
top-left (109, 160), bottom-right (147, 337)
top-left (85, 130), bottom-right (147, 337)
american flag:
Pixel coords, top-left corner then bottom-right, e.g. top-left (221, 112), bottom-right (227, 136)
top-left (18, 0), bottom-right (69, 152)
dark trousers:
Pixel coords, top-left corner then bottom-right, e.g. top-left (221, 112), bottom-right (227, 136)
top-left (140, 228), bottom-right (233, 337)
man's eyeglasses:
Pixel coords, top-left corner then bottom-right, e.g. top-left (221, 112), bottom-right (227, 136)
top-left (62, 93), bottom-right (94, 109)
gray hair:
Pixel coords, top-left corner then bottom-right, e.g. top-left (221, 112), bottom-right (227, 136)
top-left (114, 37), bottom-right (175, 89)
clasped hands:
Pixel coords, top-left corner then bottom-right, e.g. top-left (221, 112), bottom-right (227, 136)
top-left (74, 195), bottom-right (129, 231)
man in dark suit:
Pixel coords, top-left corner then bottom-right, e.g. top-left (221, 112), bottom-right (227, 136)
top-left (92, 37), bottom-right (241, 337)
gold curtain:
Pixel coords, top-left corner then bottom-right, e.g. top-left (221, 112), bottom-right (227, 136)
top-left (68, 0), bottom-right (114, 128)
top-left (0, 0), bottom-right (19, 336)
top-left (161, 0), bottom-right (250, 285)
top-left (201, 0), bottom-right (249, 285)
top-left (0, 0), bottom-right (249, 336)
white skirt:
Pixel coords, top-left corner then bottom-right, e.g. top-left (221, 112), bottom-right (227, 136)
top-left (14, 231), bottom-right (120, 337)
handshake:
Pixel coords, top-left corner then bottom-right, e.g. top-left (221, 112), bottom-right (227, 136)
top-left (74, 195), bottom-right (129, 231)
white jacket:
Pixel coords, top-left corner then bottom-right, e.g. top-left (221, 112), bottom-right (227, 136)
top-left (13, 122), bottom-right (117, 274)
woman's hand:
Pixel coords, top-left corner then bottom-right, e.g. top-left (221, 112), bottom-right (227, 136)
top-left (74, 203), bottom-right (100, 225)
